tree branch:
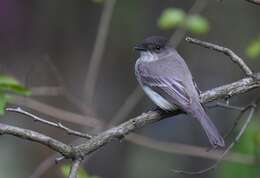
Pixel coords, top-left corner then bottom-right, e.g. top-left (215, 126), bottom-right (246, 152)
top-left (6, 107), bottom-right (92, 139)
top-left (68, 159), bottom-right (82, 178)
top-left (185, 37), bottom-right (253, 76)
top-left (0, 123), bottom-right (73, 157)
top-left (71, 73), bottom-right (260, 157)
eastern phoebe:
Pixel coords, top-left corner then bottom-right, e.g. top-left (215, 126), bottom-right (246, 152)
top-left (134, 36), bottom-right (225, 147)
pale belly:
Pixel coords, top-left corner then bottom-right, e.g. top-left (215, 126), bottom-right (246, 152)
top-left (143, 86), bottom-right (177, 111)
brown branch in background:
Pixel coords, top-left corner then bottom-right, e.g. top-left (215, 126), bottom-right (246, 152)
top-left (6, 107), bottom-right (92, 139)
top-left (84, 0), bottom-right (117, 105)
top-left (185, 37), bottom-right (253, 76)
top-left (30, 86), bottom-right (64, 96)
top-left (245, 0), bottom-right (260, 5)
top-left (44, 56), bottom-right (94, 116)
top-left (68, 159), bottom-right (82, 178)
top-left (110, 0), bottom-right (209, 127)
top-left (12, 96), bottom-right (102, 128)
top-left (127, 133), bottom-right (254, 164)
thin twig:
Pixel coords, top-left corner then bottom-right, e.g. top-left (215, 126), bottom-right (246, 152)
top-left (68, 159), bottom-right (82, 178)
top-left (171, 103), bottom-right (256, 175)
top-left (185, 37), bottom-right (253, 76)
top-left (6, 107), bottom-right (92, 139)
top-left (245, 0), bottom-right (260, 5)
top-left (84, 0), bottom-right (117, 105)
top-left (224, 105), bottom-right (251, 139)
top-left (207, 102), bottom-right (244, 111)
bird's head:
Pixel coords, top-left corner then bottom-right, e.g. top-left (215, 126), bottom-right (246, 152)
top-left (134, 36), bottom-right (168, 54)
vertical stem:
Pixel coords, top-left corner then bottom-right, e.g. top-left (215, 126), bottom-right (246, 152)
top-left (84, 0), bottom-right (117, 106)
top-left (68, 159), bottom-right (81, 178)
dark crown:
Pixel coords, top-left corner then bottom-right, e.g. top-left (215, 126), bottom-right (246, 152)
top-left (134, 36), bottom-right (168, 52)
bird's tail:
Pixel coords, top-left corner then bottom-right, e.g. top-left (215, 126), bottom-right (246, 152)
top-left (190, 102), bottom-right (225, 148)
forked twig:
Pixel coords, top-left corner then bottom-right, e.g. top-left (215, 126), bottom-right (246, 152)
top-left (6, 107), bottom-right (92, 139)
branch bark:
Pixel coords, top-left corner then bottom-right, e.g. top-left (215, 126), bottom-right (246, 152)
top-left (68, 159), bottom-right (82, 178)
top-left (0, 123), bottom-right (73, 157)
top-left (73, 74), bottom-right (260, 157)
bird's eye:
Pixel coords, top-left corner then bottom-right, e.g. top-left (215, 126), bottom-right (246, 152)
top-left (155, 45), bottom-right (160, 50)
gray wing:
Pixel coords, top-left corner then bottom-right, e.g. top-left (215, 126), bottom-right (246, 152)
top-left (140, 74), bottom-right (192, 110)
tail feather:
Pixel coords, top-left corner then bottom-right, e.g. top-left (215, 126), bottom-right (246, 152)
top-left (190, 102), bottom-right (225, 147)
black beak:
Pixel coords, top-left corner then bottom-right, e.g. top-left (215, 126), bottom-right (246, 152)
top-left (134, 44), bottom-right (146, 51)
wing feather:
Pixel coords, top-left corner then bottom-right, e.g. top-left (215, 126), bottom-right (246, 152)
top-left (140, 75), bottom-right (191, 109)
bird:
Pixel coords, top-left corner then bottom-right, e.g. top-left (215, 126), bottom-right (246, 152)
top-left (134, 36), bottom-right (225, 147)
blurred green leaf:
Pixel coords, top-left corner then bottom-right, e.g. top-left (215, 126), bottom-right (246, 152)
top-left (61, 164), bottom-right (100, 178)
top-left (185, 15), bottom-right (209, 34)
top-left (246, 38), bottom-right (260, 59)
top-left (157, 8), bottom-right (186, 30)
top-left (0, 84), bottom-right (31, 96)
top-left (0, 74), bottom-right (31, 115)
top-left (218, 120), bottom-right (260, 178)
top-left (0, 74), bottom-right (31, 96)
top-left (0, 74), bottom-right (20, 86)
top-left (0, 92), bottom-right (12, 115)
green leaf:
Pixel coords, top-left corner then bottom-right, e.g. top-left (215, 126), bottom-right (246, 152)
top-left (0, 74), bottom-right (20, 86)
top-left (246, 38), bottom-right (260, 59)
top-left (157, 8), bottom-right (186, 30)
top-left (185, 15), bottom-right (209, 34)
top-left (60, 164), bottom-right (101, 178)
top-left (0, 84), bottom-right (31, 96)
top-left (0, 74), bottom-right (31, 96)
top-left (0, 92), bottom-right (12, 115)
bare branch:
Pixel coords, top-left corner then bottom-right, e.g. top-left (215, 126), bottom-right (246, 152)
top-left (68, 159), bottom-right (82, 178)
top-left (185, 37), bottom-right (253, 76)
top-left (207, 102), bottom-right (245, 111)
top-left (6, 107), bottom-right (92, 139)
top-left (0, 123), bottom-right (72, 157)
top-left (72, 73), bottom-right (260, 157)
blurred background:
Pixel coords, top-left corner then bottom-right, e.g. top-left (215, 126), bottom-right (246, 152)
top-left (0, 0), bottom-right (260, 178)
